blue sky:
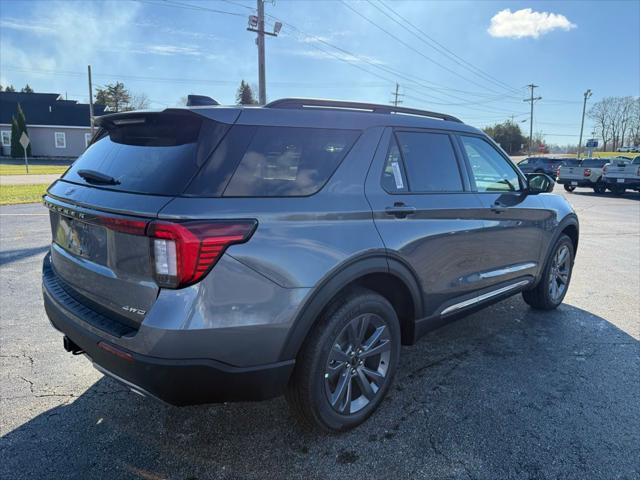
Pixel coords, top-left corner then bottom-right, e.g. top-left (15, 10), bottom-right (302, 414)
top-left (1, 0), bottom-right (638, 144)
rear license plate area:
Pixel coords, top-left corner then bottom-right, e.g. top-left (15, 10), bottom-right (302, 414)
top-left (53, 214), bottom-right (108, 264)
top-left (617, 178), bottom-right (625, 183)
top-left (571, 181), bottom-right (578, 186)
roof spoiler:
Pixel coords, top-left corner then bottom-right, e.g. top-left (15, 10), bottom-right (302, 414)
top-left (186, 95), bottom-right (219, 106)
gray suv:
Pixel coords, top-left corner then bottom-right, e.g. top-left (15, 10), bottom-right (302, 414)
top-left (42, 98), bottom-right (579, 431)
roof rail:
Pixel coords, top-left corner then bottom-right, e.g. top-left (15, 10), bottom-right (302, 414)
top-left (265, 98), bottom-right (462, 123)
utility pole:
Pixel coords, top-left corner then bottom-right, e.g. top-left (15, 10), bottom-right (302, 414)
top-left (256, 0), bottom-right (266, 105)
top-left (390, 82), bottom-right (403, 107)
top-left (87, 65), bottom-right (95, 136)
top-left (246, 1), bottom-right (281, 105)
top-left (523, 84), bottom-right (542, 155)
top-left (577, 89), bottom-right (592, 158)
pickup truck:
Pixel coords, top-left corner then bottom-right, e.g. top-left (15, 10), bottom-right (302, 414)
top-left (557, 158), bottom-right (610, 193)
top-left (603, 155), bottom-right (640, 194)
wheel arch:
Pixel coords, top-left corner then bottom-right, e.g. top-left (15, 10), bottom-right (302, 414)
top-left (534, 214), bottom-right (579, 286)
top-left (278, 252), bottom-right (424, 361)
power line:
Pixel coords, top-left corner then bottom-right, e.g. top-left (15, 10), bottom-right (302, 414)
top-left (368, 0), bottom-right (521, 95)
top-left (338, 0), bottom-right (512, 95)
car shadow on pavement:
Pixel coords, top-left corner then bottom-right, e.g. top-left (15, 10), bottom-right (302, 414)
top-left (567, 190), bottom-right (640, 201)
top-left (2, 298), bottom-right (639, 480)
top-left (0, 246), bottom-right (50, 266)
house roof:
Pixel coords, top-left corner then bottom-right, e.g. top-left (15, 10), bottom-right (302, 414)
top-left (0, 91), bottom-right (106, 127)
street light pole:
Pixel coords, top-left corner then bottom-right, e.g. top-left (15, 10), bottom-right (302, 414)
top-left (577, 89), bottom-right (592, 158)
top-left (87, 65), bottom-right (95, 137)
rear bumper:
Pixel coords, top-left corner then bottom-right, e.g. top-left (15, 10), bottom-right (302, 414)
top-left (557, 178), bottom-right (593, 187)
top-left (42, 256), bottom-right (294, 405)
top-left (603, 177), bottom-right (640, 188)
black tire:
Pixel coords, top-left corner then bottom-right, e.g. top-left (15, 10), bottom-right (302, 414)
top-left (522, 234), bottom-right (574, 310)
top-left (563, 184), bottom-right (576, 192)
top-left (285, 287), bottom-right (401, 432)
top-left (593, 180), bottom-right (607, 194)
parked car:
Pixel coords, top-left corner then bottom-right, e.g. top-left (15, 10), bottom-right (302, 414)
top-left (556, 158), bottom-right (610, 193)
top-left (517, 156), bottom-right (567, 176)
top-left (42, 98), bottom-right (579, 431)
top-left (616, 146), bottom-right (640, 153)
top-left (603, 155), bottom-right (640, 194)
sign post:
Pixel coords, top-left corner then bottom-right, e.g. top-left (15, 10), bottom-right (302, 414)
top-left (19, 132), bottom-right (30, 174)
top-left (585, 139), bottom-right (598, 158)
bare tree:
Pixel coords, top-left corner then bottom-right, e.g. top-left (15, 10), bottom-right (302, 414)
top-left (588, 98), bottom-right (613, 151)
top-left (128, 93), bottom-right (151, 111)
top-left (630, 98), bottom-right (640, 147)
top-left (618, 96), bottom-right (635, 147)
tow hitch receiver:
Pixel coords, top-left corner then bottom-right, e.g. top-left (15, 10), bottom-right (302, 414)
top-left (63, 336), bottom-right (84, 355)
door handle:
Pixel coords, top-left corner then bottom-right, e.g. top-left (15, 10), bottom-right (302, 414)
top-left (385, 203), bottom-right (416, 218)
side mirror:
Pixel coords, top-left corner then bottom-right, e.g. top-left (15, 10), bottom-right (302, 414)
top-left (526, 173), bottom-right (555, 194)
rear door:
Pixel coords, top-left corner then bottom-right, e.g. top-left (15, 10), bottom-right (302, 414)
top-left (365, 127), bottom-right (495, 317)
top-left (456, 134), bottom-right (551, 285)
top-left (45, 110), bottom-right (234, 326)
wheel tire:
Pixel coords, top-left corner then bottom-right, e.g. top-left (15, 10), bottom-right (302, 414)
top-left (522, 234), bottom-right (574, 310)
top-left (285, 287), bottom-right (401, 432)
top-left (593, 180), bottom-right (606, 194)
top-left (563, 184), bottom-right (576, 192)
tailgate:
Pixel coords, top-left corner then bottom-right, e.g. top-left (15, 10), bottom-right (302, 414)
top-left (45, 185), bottom-right (168, 326)
top-left (43, 108), bottom-right (237, 327)
top-left (559, 167), bottom-right (584, 180)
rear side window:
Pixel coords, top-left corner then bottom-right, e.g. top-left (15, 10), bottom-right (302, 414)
top-left (221, 126), bottom-right (359, 197)
top-left (62, 113), bottom-right (228, 195)
top-left (394, 131), bottom-right (463, 192)
top-left (581, 159), bottom-right (607, 168)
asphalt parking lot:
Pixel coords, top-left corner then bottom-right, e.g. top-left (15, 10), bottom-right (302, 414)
top-left (1, 188), bottom-right (639, 480)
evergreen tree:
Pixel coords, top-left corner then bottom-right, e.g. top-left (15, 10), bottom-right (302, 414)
top-left (5, 85), bottom-right (16, 92)
top-left (94, 82), bottom-right (131, 112)
top-left (21, 84), bottom-right (34, 93)
top-left (10, 116), bottom-right (21, 158)
top-left (10, 103), bottom-right (31, 157)
top-left (236, 80), bottom-right (257, 105)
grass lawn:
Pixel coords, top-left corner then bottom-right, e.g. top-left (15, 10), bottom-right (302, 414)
top-left (0, 164), bottom-right (68, 175)
top-left (560, 152), bottom-right (640, 159)
top-left (0, 184), bottom-right (48, 205)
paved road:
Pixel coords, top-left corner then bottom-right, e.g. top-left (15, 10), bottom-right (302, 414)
top-left (1, 188), bottom-right (639, 480)
top-left (0, 174), bottom-right (60, 185)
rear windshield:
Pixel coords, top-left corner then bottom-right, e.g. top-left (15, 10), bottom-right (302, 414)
top-left (62, 113), bottom-right (228, 195)
top-left (187, 125), bottom-right (360, 197)
top-left (581, 159), bottom-right (608, 168)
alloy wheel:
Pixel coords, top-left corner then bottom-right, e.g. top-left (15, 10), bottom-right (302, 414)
top-left (324, 313), bottom-right (391, 415)
top-left (548, 244), bottom-right (570, 302)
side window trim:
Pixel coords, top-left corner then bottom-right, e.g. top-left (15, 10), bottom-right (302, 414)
top-left (384, 128), bottom-right (470, 194)
top-left (455, 133), bottom-right (526, 193)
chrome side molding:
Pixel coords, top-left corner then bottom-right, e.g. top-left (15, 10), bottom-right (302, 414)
top-left (440, 280), bottom-right (531, 316)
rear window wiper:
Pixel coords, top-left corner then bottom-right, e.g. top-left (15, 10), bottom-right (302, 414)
top-left (77, 169), bottom-right (120, 185)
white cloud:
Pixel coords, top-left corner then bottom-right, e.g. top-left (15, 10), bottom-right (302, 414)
top-left (488, 8), bottom-right (576, 39)
top-left (140, 45), bottom-right (203, 57)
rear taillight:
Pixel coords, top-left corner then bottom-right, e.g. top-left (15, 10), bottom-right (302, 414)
top-left (147, 220), bottom-right (257, 288)
top-left (603, 165), bottom-right (608, 174)
top-left (637, 166), bottom-right (640, 176)
top-left (584, 168), bottom-right (591, 177)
